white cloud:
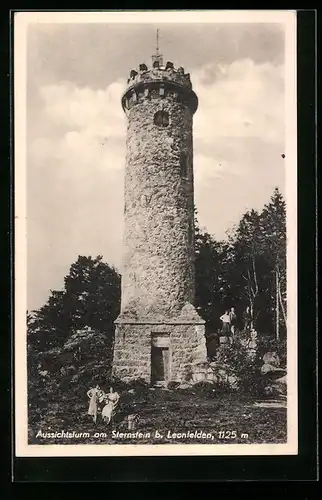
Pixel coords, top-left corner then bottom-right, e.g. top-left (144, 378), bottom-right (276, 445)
top-left (194, 153), bottom-right (226, 183)
top-left (28, 80), bottom-right (128, 309)
top-left (40, 80), bottom-right (127, 139)
top-left (27, 58), bottom-right (285, 310)
top-left (193, 59), bottom-right (284, 145)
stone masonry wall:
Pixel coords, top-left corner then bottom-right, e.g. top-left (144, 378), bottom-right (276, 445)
top-left (126, 66), bottom-right (192, 92)
top-left (121, 89), bottom-right (195, 319)
top-left (112, 319), bottom-right (207, 385)
top-left (170, 323), bottom-right (207, 382)
top-left (112, 65), bottom-right (207, 385)
top-left (112, 324), bottom-right (152, 383)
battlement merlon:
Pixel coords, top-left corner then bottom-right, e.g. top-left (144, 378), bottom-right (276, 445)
top-left (121, 62), bottom-right (198, 114)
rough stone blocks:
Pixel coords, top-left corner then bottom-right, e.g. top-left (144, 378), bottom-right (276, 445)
top-left (112, 63), bottom-right (207, 385)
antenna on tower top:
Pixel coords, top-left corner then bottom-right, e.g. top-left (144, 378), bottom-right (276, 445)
top-left (152, 28), bottom-right (163, 67)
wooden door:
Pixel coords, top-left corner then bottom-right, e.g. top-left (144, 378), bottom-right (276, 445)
top-left (151, 346), bottom-right (169, 385)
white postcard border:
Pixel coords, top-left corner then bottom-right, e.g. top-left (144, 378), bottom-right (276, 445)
top-left (14, 9), bottom-right (298, 457)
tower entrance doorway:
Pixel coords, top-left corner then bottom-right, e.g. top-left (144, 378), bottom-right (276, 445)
top-left (151, 333), bottom-right (170, 386)
top-left (151, 346), bottom-right (169, 386)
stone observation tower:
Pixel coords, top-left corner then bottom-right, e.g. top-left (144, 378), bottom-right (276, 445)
top-left (112, 33), bottom-right (207, 386)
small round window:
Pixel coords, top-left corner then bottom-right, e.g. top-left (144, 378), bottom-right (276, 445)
top-left (154, 110), bottom-right (169, 128)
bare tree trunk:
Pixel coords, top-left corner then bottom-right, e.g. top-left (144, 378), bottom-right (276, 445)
top-left (252, 254), bottom-right (259, 296)
top-left (250, 256), bottom-right (258, 330)
top-left (250, 302), bottom-right (254, 330)
top-left (246, 276), bottom-right (254, 330)
top-left (276, 267), bottom-right (280, 341)
top-left (245, 261), bottom-right (258, 331)
top-left (278, 281), bottom-right (287, 325)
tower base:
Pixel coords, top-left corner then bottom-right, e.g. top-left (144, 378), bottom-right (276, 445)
top-left (112, 304), bottom-right (207, 386)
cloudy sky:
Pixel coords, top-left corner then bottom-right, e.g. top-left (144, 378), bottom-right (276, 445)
top-left (25, 17), bottom-right (287, 311)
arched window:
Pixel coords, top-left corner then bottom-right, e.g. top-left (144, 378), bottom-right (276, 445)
top-left (180, 152), bottom-right (188, 179)
top-left (154, 110), bottom-right (169, 128)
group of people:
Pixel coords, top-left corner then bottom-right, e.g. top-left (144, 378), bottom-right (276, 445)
top-left (87, 385), bottom-right (120, 425)
top-left (219, 306), bottom-right (252, 336)
top-left (219, 307), bottom-right (237, 335)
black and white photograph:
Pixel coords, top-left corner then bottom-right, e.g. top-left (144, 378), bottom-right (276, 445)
top-left (14, 10), bottom-right (297, 457)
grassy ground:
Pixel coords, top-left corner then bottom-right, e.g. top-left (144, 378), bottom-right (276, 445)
top-left (29, 386), bottom-right (287, 445)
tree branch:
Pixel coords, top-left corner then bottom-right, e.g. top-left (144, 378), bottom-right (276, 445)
top-left (247, 268), bottom-right (256, 299)
top-left (278, 280), bottom-right (287, 325)
top-left (252, 255), bottom-right (259, 296)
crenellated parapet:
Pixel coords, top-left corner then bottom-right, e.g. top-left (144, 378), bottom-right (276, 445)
top-left (121, 60), bottom-right (198, 114)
